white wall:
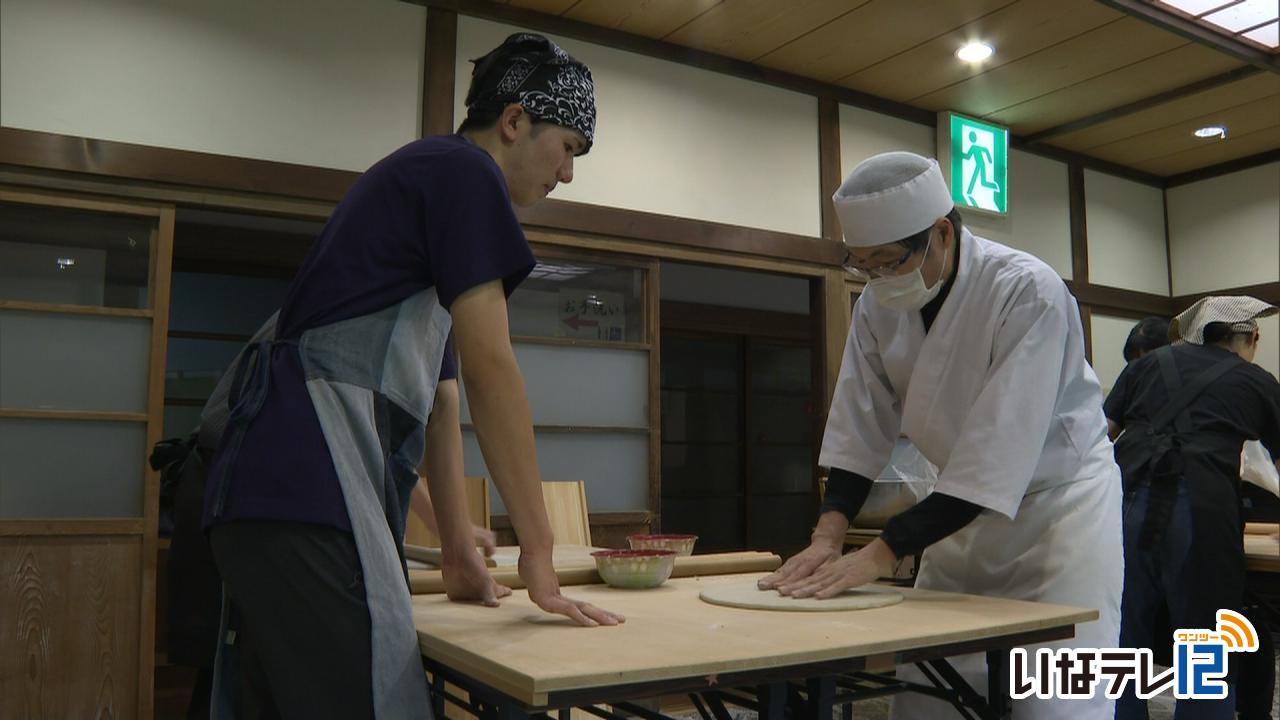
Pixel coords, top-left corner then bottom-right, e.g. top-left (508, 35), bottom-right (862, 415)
top-left (1086, 170), bottom-right (1169, 296)
top-left (1258, 314), bottom-right (1279, 381)
top-left (661, 262), bottom-right (811, 315)
top-left (838, 104), bottom-right (934, 177)
top-left (0, 0), bottom-right (425, 171)
top-left (454, 17), bottom-right (821, 237)
top-left (961, 150), bottom-right (1075, 280)
top-left (1091, 314), bottom-right (1140, 395)
top-left (1167, 162), bottom-right (1280, 296)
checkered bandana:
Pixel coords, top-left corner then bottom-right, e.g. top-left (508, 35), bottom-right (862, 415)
top-left (1172, 295), bottom-right (1278, 344)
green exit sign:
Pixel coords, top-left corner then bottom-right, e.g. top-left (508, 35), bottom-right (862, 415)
top-left (938, 112), bottom-right (1009, 216)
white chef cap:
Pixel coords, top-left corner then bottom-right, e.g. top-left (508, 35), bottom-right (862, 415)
top-left (832, 151), bottom-right (955, 248)
top-left (1172, 295), bottom-right (1278, 344)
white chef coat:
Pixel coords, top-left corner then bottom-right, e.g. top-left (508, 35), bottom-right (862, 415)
top-left (820, 230), bottom-right (1123, 720)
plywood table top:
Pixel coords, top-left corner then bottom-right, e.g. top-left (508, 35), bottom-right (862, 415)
top-left (1245, 528), bottom-right (1280, 573)
top-left (412, 571), bottom-right (1095, 708)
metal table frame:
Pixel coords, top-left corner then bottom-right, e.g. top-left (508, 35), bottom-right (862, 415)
top-left (420, 624), bottom-right (1074, 720)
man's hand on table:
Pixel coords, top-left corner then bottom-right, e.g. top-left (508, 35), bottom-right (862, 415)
top-left (776, 538), bottom-right (897, 599)
top-left (519, 551), bottom-right (626, 627)
top-left (442, 545), bottom-right (511, 607)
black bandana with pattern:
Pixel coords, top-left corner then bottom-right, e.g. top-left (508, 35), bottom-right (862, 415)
top-left (464, 33), bottom-right (596, 155)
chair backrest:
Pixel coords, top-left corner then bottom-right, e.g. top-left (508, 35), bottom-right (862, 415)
top-left (541, 480), bottom-right (591, 546)
top-left (404, 475), bottom-right (490, 548)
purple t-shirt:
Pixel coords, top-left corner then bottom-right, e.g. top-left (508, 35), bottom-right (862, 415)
top-left (206, 135), bottom-right (533, 531)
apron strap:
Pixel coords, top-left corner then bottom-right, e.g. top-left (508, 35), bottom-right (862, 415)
top-left (1138, 347), bottom-right (1244, 550)
top-left (208, 339), bottom-right (297, 519)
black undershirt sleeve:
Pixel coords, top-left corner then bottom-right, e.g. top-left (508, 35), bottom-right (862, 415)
top-left (880, 493), bottom-right (983, 557)
top-left (819, 467), bottom-right (874, 521)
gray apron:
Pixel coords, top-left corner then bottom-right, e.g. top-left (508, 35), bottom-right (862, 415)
top-left (212, 288), bottom-right (451, 720)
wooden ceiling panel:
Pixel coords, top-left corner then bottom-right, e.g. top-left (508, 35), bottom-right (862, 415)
top-left (451, 0), bottom-right (1272, 177)
top-left (506, 0), bottom-right (580, 14)
top-left (1132, 124), bottom-right (1280, 175)
top-left (1088, 94), bottom-right (1280, 165)
top-left (754, 0), bottom-right (1015, 83)
top-left (839, 0), bottom-right (1118, 103)
top-left (986, 44), bottom-right (1245, 133)
top-left (1053, 71), bottom-right (1280, 151)
top-left (662, 0), bottom-right (865, 61)
top-left (564, 0), bottom-right (724, 39)
top-left (912, 18), bottom-right (1188, 117)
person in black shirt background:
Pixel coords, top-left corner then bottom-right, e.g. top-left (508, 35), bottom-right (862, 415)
top-left (1106, 296), bottom-right (1280, 720)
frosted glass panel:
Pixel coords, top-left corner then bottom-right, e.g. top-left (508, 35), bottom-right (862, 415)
top-left (0, 201), bottom-right (154, 309)
top-left (0, 311), bottom-right (151, 412)
top-left (0, 418), bottom-right (146, 517)
top-left (508, 260), bottom-right (645, 343)
top-left (462, 431), bottom-right (648, 513)
top-left (460, 343), bottom-right (648, 428)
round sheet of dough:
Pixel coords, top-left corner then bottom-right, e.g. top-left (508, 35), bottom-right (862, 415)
top-left (699, 581), bottom-right (903, 612)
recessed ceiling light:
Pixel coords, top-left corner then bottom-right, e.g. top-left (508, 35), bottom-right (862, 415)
top-left (956, 42), bottom-right (994, 62)
top-left (1194, 125), bottom-right (1227, 139)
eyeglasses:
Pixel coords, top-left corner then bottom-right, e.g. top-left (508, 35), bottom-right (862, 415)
top-left (842, 245), bottom-right (916, 279)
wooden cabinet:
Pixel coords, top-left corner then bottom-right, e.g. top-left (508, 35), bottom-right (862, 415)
top-left (0, 188), bottom-right (173, 720)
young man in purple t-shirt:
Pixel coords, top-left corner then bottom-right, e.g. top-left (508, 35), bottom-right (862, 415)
top-left (204, 34), bottom-right (621, 719)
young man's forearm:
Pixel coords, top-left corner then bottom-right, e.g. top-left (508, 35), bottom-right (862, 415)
top-left (462, 350), bottom-right (554, 556)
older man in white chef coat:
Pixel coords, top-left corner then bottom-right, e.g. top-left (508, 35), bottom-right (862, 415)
top-left (759, 151), bottom-right (1122, 719)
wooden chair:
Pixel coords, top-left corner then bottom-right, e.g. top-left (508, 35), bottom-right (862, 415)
top-left (404, 475), bottom-right (490, 547)
top-left (541, 480), bottom-right (592, 546)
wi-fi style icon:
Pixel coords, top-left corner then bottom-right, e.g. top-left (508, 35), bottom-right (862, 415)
top-left (1216, 609), bottom-right (1259, 651)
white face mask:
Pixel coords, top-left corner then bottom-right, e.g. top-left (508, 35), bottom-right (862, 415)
top-left (867, 231), bottom-right (948, 312)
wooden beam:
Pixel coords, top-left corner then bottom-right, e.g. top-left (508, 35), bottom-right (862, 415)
top-left (517, 199), bottom-right (845, 267)
top-left (0, 127), bottom-right (358, 202)
top-left (1080, 304), bottom-right (1094, 364)
top-left (1065, 281), bottom-right (1175, 317)
top-left (660, 301), bottom-right (811, 341)
top-left (1163, 148), bottom-right (1280, 188)
top-left (1094, 0), bottom-right (1280, 73)
top-left (646, 260), bottom-right (662, 531)
top-left (137, 204), bottom-right (175, 720)
top-left (423, 7), bottom-right (458, 137)
top-left (1173, 282), bottom-right (1280, 312)
top-left (1068, 164), bottom-right (1089, 284)
top-left (817, 97), bottom-right (843, 244)
top-left (0, 519), bottom-right (144, 536)
top-left (1022, 66), bottom-right (1263, 144)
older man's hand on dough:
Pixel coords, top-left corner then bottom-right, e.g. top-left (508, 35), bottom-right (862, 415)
top-left (776, 538), bottom-right (897, 599)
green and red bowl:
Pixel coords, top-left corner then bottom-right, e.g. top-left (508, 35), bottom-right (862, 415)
top-left (591, 549), bottom-right (678, 588)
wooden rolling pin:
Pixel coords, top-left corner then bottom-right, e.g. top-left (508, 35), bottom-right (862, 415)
top-left (409, 550), bottom-right (782, 595)
top-left (404, 544), bottom-right (497, 568)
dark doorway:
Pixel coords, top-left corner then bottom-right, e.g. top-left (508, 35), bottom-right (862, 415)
top-left (659, 301), bottom-right (817, 556)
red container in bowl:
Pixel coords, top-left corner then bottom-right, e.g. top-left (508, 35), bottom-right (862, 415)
top-left (628, 533), bottom-right (698, 556)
